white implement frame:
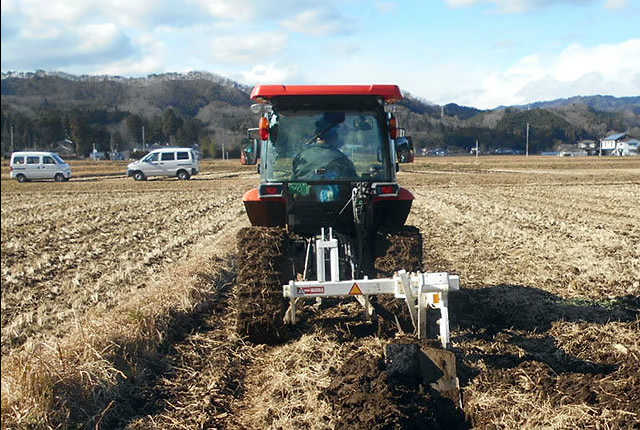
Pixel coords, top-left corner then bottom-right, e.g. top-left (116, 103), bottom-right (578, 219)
top-left (283, 228), bottom-right (460, 348)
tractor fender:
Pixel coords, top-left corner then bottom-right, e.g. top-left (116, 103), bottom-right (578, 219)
top-left (243, 188), bottom-right (287, 227)
top-left (373, 187), bottom-right (414, 203)
top-left (372, 187), bottom-right (414, 229)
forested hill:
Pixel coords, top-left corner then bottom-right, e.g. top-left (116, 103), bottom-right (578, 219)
top-left (2, 70), bottom-right (639, 157)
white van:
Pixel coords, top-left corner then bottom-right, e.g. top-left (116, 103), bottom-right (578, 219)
top-left (127, 147), bottom-right (200, 181)
top-left (10, 151), bottom-right (72, 182)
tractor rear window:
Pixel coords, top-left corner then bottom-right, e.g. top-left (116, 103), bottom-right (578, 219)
top-left (265, 110), bottom-right (389, 182)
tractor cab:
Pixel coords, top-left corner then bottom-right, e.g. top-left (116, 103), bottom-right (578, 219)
top-left (244, 85), bottom-right (412, 234)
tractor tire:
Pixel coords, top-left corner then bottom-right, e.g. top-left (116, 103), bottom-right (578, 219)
top-left (234, 226), bottom-right (290, 344)
top-left (373, 226), bottom-right (424, 336)
top-left (374, 225), bottom-right (423, 277)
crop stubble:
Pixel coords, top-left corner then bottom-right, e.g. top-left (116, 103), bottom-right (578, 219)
top-left (1, 157), bottom-right (639, 429)
top-left (1, 176), bottom-right (255, 351)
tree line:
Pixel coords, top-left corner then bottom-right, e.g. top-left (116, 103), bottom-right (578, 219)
top-left (1, 73), bottom-right (638, 158)
top-left (1, 104), bottom-right (259, 158)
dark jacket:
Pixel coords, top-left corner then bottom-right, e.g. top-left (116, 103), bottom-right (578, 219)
top-left (292, 144), bottom-right (357, 180)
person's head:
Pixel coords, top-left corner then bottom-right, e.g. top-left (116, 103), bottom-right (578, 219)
top-left (317, 127), bottom-right (339, 146)
top-left (315, 112), bottom-right (344, 147)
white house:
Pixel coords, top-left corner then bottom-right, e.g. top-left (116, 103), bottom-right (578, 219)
top-left (613, 138), bottom-right (640, 156)
top-left (600, 132), bottom-right (627, 153)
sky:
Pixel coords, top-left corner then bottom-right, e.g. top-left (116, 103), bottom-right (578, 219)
top-left (1, 0), bottom-right (639, 109)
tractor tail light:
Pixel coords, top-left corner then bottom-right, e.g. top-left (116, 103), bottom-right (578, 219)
top-left (389, 116), bottom-right (397, 140)
top-left (259, 117), bottom-right (269, 140)
top-left (374, 183), bottom-right (399, 196)
top-left (259, 183), bottom-right (284, 197)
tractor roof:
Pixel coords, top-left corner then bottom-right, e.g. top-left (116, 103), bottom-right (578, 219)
top-left (250, 85), bottom-right (402, 103)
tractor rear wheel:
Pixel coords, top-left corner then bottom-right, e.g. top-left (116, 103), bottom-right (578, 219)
top-left (373, 225), bottom-right (424, 336)
top-left (374, 225), bottom-right (423, 277)
top-left (234, 226), bottom-right (290, 344)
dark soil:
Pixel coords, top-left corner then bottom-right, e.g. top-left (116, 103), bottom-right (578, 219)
top-left (373, 226), bottom-right (424, 336)
top-left (454, 285), bottom-right (640, 429)
top-left (324, 340), bottom-right (468, 430)
top-left (374, 225), bottom-right (423, 277)
top-left (234, 226), bottom-right (290, 344)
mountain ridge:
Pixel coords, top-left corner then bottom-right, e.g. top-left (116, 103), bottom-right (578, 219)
top-left (1, 70), bottom-right (639, 157)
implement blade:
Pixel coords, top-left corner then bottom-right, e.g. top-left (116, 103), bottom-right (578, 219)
top-left (420, 346), bottom-right (461, 408)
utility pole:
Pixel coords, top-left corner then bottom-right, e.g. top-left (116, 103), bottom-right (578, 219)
top-left (10, 125), bottom-right (14, 153)
top-left (141, 125), bottom-right (145, 151)
top-left (526, 122), bottom-right (530, 157)
top-left (599, 137), bottom-right (602, 156)
top-left (475, 139), bottom-right (479, 159)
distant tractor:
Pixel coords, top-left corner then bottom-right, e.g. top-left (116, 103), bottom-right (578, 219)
top-left (240, 128), bottom-right (259, 165)
top-left (395, 128), bottom-right (414, 163)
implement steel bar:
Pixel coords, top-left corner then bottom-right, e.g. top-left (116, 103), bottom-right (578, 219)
top-left (282, 228), bottom-right (460, 348)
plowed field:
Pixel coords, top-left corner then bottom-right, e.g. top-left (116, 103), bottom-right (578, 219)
top-left (1, 156), bottom-right (639, 429)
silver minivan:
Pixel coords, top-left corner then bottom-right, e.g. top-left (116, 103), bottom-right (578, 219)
top-left (10, 151), bottom-right (72, 182)
top-left (127, 147), bottom-right (200, 181)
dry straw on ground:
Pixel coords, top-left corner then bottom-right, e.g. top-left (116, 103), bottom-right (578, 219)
top-left (1, 156), bottom-right (639, 429)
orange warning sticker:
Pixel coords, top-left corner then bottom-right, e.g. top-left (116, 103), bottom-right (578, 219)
top-left (348, 283), bottom-right (363, 295)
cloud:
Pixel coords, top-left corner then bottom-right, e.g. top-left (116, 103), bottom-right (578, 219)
top-left (1, 23), bottom-right (137, 70)
top-left (2, 0), bottom-right (211, 32)
top-left (604, 0), bottom-right (628, 8)
top-left (444, 0), bottom-right (596, 13)
top-left (192, 0), bottom-right (330, 23)
top-left (0, 0), bottom-right (348, 73)
top-left (280, 8), bottom-right (355, 36)
top-left (192, 0), bottom-right (258, 22)
top-left (238, 64), bottom-right (300, 84)
top-left (473, 39), bottom-right (640, 108)
top-left (94, 34), bottom-right (168, 76)
top-left (211, 33), bottom-right (288, 64)
top-left (375, 1), bottom-right (398, 13)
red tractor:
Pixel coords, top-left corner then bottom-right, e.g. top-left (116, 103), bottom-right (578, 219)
top-left (235, 86), bottom-right (460, 392)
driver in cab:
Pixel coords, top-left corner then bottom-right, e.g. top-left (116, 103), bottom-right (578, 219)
top-left (292, 112), bottom-right (357, 180)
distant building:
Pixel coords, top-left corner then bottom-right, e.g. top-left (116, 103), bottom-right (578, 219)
top-left (52, 139), bottom-right (77, 157)
top-left (109, 151), bottom-right (130, 160)
top-left (557, 142), bottom-right (587, 157)
top-left (600, 132), bottom-right (627, 154)
top-left (600, 132), bottom-right (639, 156)
top-left (90, 149), bottom-right (106, 160)
top-left (613, 138), bottom-right (640, 156)
top-left (577, 139), bottom-right (597, 155)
